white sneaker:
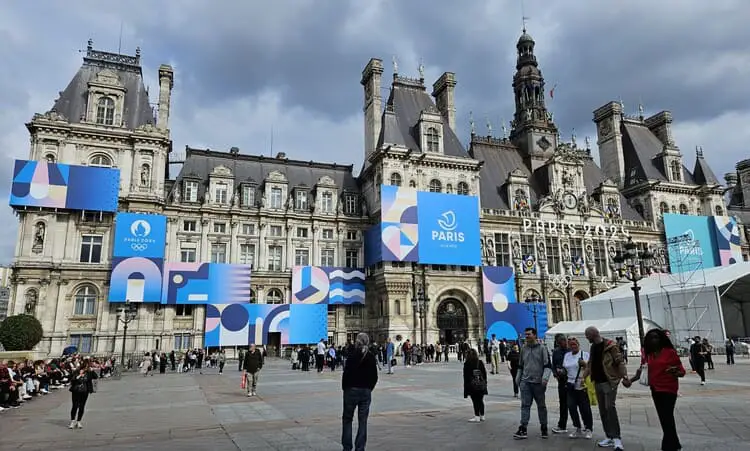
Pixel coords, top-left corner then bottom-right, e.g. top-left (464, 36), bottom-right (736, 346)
top-left (479, 415), bottom-right (485, 422)
top-left (584, 429), bottom-right (593, 439)
top-left (22, 395), bottom-right (32, 400)
top-left (597, 438), bottom-right (614, 448)
top-left (569, 428), bottom-right (582, 439)
top-left (76, 421), bottom-right (83, 429)
top-left (700, 381), bottom-right (706, 385)
top-left (247, 392), bottom-right (253, 397)
top-left (468, 416), bottom-right (480, 423)
top-left (613, 438), bottom-right (623, 450)
top-left (69, 420), bottom-right (76, 429)
top-left (40, 389), bottom-right (49, 394)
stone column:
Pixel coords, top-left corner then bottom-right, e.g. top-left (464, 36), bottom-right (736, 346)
top-left (258, 223), bottom-right (267, 270)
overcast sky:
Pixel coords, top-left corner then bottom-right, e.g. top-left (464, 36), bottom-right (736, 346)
top-left (1, 0), bottom-right (749, 264)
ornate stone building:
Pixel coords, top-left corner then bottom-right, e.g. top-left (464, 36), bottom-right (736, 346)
top-left (7, 32), bottom-right (735, 355)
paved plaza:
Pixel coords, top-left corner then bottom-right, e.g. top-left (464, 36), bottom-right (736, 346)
top-left (3, 357), bottom-right (750, 450)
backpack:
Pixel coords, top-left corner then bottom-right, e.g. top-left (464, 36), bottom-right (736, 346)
top-left (470, 362), bottom-right (486, 392)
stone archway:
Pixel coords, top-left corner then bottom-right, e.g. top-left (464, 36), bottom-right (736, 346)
top-left (573, 290), bottom-right (590, 321)
top-left (436, 299), bottom-right (468, 345)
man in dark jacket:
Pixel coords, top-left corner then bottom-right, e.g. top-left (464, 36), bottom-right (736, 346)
top-left (242, 344), bottom-right (264, 397)
top-left (341, 332), bottom-right (378, 451)
top-left (551, 333), bottom-right (569, 434)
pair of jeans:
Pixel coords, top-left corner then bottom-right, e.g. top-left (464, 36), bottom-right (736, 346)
top-left (509, 369), bottom-right (519, 395)
top-left (556, 383), bottom-right (568, 429)
top-left (245, 371), bottom-right (259, 393)
top-left (70, 391), bottom-right (89, 421)
top-left (491, 352), bottom-right (500, 374)
top-left (651, 390), bottom-right (681, 451)
top-left (727, 353), bottom-right (735, 365)
top-left (470, 393), bottom-right (485, 416)
top-left (567, 387), bottom-right (593, 431)
top-left (386, 356), bottom-right (393, 373)
top-left (342, 387), bottom-right (371, 451)
top-left (519, 381), bottom-right (547, 428)
top-left (594, 382), bottom-right (621, 439)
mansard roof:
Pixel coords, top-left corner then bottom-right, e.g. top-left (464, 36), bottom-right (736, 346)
top-left (50, 44), bottom-right (154, 129)
top-left (620, 122), bottom-right (700, 188)
top-left (175, 147), bottom-right (359, 198)
top-left (693, 153), bottom-right (720, 185)
top-left (470, 135), bottom-right (643, 221)
top-left (377, 76), bottom-right (470, 159)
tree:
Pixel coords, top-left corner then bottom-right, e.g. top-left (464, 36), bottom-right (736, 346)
top-left (0, 314), bottom-right (44, 351)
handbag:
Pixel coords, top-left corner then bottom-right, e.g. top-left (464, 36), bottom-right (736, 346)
top-left (390, 358), bottom-right (397, 366)
top-left (240, 375), bottom-right (246, 390)
top-left (584, 376), bottom-right (598, 406)
top-left (638, 363), bottom-right (649, 386)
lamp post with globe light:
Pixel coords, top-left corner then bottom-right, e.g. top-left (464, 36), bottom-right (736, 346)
top-left (116, 300), bottom-right (137, 376)
top-left (611, 237), bottom-right (654, 346)
top-left (522, 292), bottom-right (544, 335)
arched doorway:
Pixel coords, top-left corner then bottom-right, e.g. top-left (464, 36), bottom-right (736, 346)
top-left (437, 299), bottom-right (468, 345)
top-left (573, 290), bottom-right (589, 321)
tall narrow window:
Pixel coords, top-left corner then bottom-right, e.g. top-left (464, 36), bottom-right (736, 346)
top-left (321, 249), bottom-right (335, 266)
top-left (345, 249), bottom-right (359, 267)
top-left (345, 195), bottom-right (357, 215)
top-left (593, 240), bottom-right (608, 277)
top-left (184, 181), bottom-right (199, 202)
top-left (321, 192), bottom-right (334, 212)
top-left (546, 237), bottom-right (561, 274)
top-left (242, 185), bottom-right (255, 207)
top-left (457, 182), bottom-right (470, 195)
top-left (270, 187), bottom-right (283, 209)
top-left (268, 246), bottom-right (283, 271)
top-left (214, 183), bottom-right (228, 204)
top-left (679, 204), bottom-right (689, 215)
top-left (520, 234), bottom-right (534, 258)
top-left (550, 298), bottom-right (564, 323)
top-left (210, 243), bottom-right (227, 263)
top-left (239, 244), bottom-right (255, 266)
top-left (429, 179), bottom-right (442, 193)
top-left (295, 190), bottom-right (308, 210)
top-left (390, 173), bottom-right (402, 186)
top-left (425, 127), bottom-right (440, 152)
top-left (295, 249), bottom-right (310, 266)
top-left (659, 202), bottom-right (669, 215)
top-left (79, 235), bottom-right (103, 263)
top-left (494, 233), bottom-right (511, 267)
top-left (96, 97), bottom-right (115, 125)
top-left (670, 160), bottom-right (682, 182)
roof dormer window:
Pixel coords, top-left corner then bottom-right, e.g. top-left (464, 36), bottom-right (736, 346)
top-left (426, 127), bottom-right (440, 152)
top-left (670, 160), bottom-right (682, 182)
top-left (96, 97), bottom-right (115, 125)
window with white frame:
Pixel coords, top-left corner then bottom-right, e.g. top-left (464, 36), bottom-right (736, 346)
top-left (239, 243), bottom-right (255, 266)
top-left (89, 154), bottom-right (112, 167)
top-left (269, 225), bottom-right (283, 237)
top-left (429, 179), bottom-right (442, 193)
top-left (210, 243), bottom-right (227, 263)
top-left (546, 237), bottom-right (561, 274)
top-left (74, 285), bottom-right (97, 316)
top-left (520, 234), bottom-right (534, 258)
top-left (593, 240), bottom-right (608, 276)
top-left (96, 97), bottom-right (115, 125)
top-left (494, 233), bottom-right (511, 267)
top-left (184, 181), bottom-right (199, 202)
top-left (69, 334), bottom-right (93, 353)
top-left (79, 235), bottom-right (103, 263)
top-left (268, 245), bottom-right (283, 271)
top-left (321, 229), bottom-right (334, 239)
top-left (457, 181), bottom-right (470, 195)
top-left (266, 288), bottom-right (284, 305)
top-left (390, 173), bottom-right (402, 186)
top-left (550, 298), bottom-right (564, 323)
top-left (295, 190), bottom-right (308, 210)
top-left (297, 227), bottom-right (309, 238)
top-left (242, 185), bottom-right (255, 207)
top-left (241, 223), bottom-right (255, 235)
top-left (174, 333), bottom-right (192, 350)
top-left (345, 249), bottom-right (359, 267)
top-left (180, 248), bottom-right (196, 263)
top-left (213, 222), bottom-right (227, 234)
top-left (425, 127), bottom-right (440, 152)
top-left (321, 192), bottom-right (334, 212)
top-left (321, 248), bottom-right (335, 266)
top-left (270, 187), bottom-right (283, 209)
top-left (345, 194), bottom-right (357, 215)
top-left (295, 248), bottom-right (310, 266)
top-left (183, 220), bottom-right (197, 232)
top-left (214, 183), bottom-right (228, 204)
top-left (346, 230), bottom-right (357, 240)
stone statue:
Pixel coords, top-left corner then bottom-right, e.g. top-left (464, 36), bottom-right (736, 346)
top-left (512, 240), bottom-right (522, 260)
top-left (536, 241), bottom-right (546, 260)
top-left (578, 192), bottom-right (590, 217)
top-left (34, 222), bottom-right (45, 247)
top-left (525, 109), bottom-right (532, 121)
top-left (232, 192), bottom-right (240, 207)
top-left (173, 183), bottom-right (181, 203)
top-left (140, 164), bottom-right (150, 187)
top-left (24, 290), bottom-right (38, 315)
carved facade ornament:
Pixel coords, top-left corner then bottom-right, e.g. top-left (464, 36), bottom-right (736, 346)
top-left (317, 175), bottom-right (336, 187)
top-left (24, 289), bottom-right (38, 315)
top-left (536, 136), bottom-right (551, 151)
top-left (94, 69), bottom-right (123, 87)
top-left (578, 192), bottom-right (591, 218)
top-left (266, 170), bottom-right (287, 183)
top-left (172, 182), bottom-right (181, 203)
top-left (35, 110), bottom-right (68, 122)
top-left (599, 119), bottom-right (613, 138)
top-left (211, 165), bottom-right (233, 177)
top-left (33, 222), bottom-right (46, 254)
top-left (513, 188), bottom-right (530, 213)
top-left (140, 164), bottom-right (151, 187)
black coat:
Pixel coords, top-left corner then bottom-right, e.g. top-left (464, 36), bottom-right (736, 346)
top-left (243, 349), bottom-right (264, 373)
top-left (463, 359), bottom-right (488, 398)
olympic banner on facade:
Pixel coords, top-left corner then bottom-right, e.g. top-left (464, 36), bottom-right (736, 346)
top-left (113, 213), bottom-right (167, 258)
top-left (663, 213), bottom-right (742, 272)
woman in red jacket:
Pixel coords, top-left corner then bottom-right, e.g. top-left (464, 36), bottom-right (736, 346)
top-left (629, 329), bottom-right (685, 451)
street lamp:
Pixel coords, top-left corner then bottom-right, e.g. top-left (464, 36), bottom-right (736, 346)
top-left (116, 300), bottom-right (137, 374)
top-left (522, 292), bottom-right (544, 335)
top-left (611, 237), bottom-right (654, 346)
top-left (411, 285), bottom-right (430, 345)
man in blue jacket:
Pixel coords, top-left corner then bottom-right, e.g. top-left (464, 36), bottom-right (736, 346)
top-left (385, 337), bottom-right (395, 374)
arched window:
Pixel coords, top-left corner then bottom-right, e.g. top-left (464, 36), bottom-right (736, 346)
top-left (715, 205), bottom-right (724, 216)
top-left (429, 179), bottom-right (442, 193)
top-left (659, 202), bottom-right (669, 215)
top-left (390, 173), bottom-right (402, 186)
top-left (425, 127), bottom-right (440, 152)
top-left (408, 180), bottom-right (417, 188)
top-left (679, 204), bottom-right (689, 215)
top-left (45, 154), bottom-right (56, 163)
top-left (670, 160), bottom-right (682, 182)
top-left (74, 285), bottom-right (97, 316)
top-left (96, 97), bottom-right (115, 125)
top-left (457, 182), bottom-right (470, 195)
top-left (89, 154), bottom-right (112, 167)
top-left (266, 288), bottom-right (284, 305)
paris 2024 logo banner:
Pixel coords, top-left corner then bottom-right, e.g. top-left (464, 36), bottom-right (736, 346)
top-left (113, 212), bottom-right (167, 258)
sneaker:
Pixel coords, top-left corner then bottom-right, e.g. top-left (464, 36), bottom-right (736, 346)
top-left (69, 420), bottom-right (76, 429)
top-left (584, 429), bottom-right (593, 439)
top-left (700, 381), bottom-right (706, 385)
top-left (76, 421), bottom-right (83, 429)
top-left (613, 438), bottom-right (623, 451)
top-left (569, 428), bottom-right (582, 439)
top-left (251, 391), bottom-right (257, 396)
top-left (513, 427), bottom-right (528, 440)
top-left (247, 392), bottom-right (253, 397)
top-left (541, 426), bottom-right (549, 439)
top-left (598, 438), bottom-right (614, 448)
top-left (479, 415), bottom-right (485, 422)
top-left (468, 416), bottom-right (480, 423)
top-left (552, 426), bottom-right (568, 434)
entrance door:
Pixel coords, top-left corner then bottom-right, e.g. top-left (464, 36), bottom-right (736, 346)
top-left (266, 332), bottom-right (281, 357)
top-left (437, 299), bottom-right (468, 345)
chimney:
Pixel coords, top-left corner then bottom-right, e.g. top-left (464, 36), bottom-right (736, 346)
top-left (229, 146), bottom-right (240, 155)
top-left (644, 111), bottom-right (675, 147)
top-left (724, 172), bottom-right (738, 189)
top-left (361, 58), bottom-right (384, 159)
top-left (276, 152), bottom-right (287, 159)
top-left (432, 72), bottom-right (457, 130)
top-left (593, 101), bottom-right (625, 187)
top-left (157, 64), bottom-right (174, 130)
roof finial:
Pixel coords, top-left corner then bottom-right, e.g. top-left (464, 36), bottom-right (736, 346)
top-left (392, 55), bottom-right (398, 75)
top-left (418, 58), bottom-right (425, 80)
top-left (501, 117), bottom-right (508, 138)
top-left (87, 38), bottom-right (93, 52)
top-left (521, 0), bottom-right (529, 32)
top-left (638, 99), bottom-right (644, 119)
top-left (571, 128), bottom-right (577, 147)
top-left (486, 117), bottom-right (493, 136)
top-left (469, 111), bottom-right (475, 135)
top-left (585, 136), bottom-right (591, 150)
top-left (696, 145), bottom-right (703, 157)
top-left (618, 97), bottom-right (625, 112)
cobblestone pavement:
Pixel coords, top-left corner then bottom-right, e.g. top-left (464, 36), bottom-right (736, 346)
top-left (3, 357), bottom-right (750, 450)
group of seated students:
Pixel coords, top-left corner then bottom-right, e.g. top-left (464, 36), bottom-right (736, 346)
top-left (0, 354), bottom-right (114, 412)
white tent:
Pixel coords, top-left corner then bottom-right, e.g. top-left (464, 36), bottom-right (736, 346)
top-left (545, 317), bottom-right (661, 355)
top-left (581, 262), bottom-right (750, 348)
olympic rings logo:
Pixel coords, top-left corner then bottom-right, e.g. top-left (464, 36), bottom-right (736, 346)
top-left (131, 243), bottom-right (148, 252)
